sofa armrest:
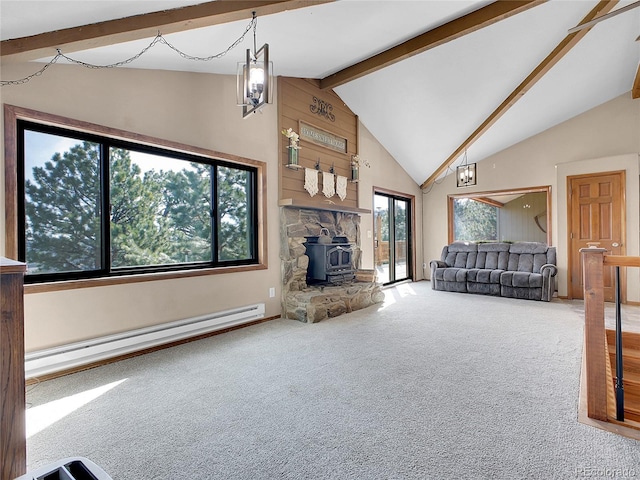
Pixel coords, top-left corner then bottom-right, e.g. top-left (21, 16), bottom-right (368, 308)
top-left (540, 263), bottom-right (558, 301)
top-left (430, 260), bottom-right (447, 269)
top-left (540, 263), bottom-right (558, 277)
top-left (429, 260), bottom-right (447, 290)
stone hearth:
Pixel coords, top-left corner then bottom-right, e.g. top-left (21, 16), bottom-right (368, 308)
top-left (286, 282), bottom-right (384, 323)
top-left (280, 207), bottom-right (384, 323)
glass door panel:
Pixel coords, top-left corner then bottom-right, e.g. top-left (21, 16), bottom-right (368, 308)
top-left (374, 193), bottom-right (412, 285)
top-left (374, 195), bottom-right (390, 284)
top-left (394, 199), bottom-right (408, 281)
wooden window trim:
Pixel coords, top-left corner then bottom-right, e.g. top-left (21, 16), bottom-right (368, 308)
top-left (4, 104), bottom-right (268, 293)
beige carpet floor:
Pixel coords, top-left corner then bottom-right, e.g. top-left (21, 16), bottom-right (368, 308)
top-left (24, 281), bottom-right (640, 479)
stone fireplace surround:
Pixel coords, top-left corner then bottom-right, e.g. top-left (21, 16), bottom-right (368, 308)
top-left (281, 207), bottom-right (384, 323)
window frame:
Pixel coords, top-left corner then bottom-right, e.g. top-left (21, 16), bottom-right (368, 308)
top-left (446, 186), bottom-right (552, 245)
top-left (4, 104), bottom-right (268, 293)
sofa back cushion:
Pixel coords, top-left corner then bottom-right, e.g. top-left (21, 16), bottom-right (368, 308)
top-left (507, 242), bottom-right (553, 273)
top-left (475, 243), bottom-right (510, 270)
top-left (441, 241), bottom-right (556, 273)
top-left (442, 242), bottom-right (477, 268)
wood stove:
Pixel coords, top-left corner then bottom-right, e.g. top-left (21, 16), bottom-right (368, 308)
top-left (304, 236), bottom-right (355, 285)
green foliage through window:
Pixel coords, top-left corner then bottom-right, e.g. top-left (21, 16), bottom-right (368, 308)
top-left (453, 198), bottom-right (498, 242)
top-left (20, 123), bottom-right (258, 282)
top-left (24, 137), bottom-right (102, 274)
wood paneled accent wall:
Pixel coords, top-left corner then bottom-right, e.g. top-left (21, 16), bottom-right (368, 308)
top-left (278, 77), bottom-right (362, 212)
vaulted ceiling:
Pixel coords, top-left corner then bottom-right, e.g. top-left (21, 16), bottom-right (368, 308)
top-left (2, 1), bottom-right (639, 188)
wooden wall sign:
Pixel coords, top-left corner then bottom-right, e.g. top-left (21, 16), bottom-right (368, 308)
top-left (278, 77), bottom-right (364, 212)
top-left (299, 121), bottom-right (347, 154)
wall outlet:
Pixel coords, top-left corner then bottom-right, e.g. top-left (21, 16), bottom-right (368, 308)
top-left (269, 287), bottom-right (276, 298)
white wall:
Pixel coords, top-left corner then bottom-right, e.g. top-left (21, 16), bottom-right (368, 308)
top-left (357, 123), bottom-right (424, 280)
top-left (424, 92), bottom-right (640, 300)
top-left (498, 192), bottom-right (547, 244)
top-left (0, 62), bottom-right (421, 351)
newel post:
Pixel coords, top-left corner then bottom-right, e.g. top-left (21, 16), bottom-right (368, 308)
top-left (580, 247), bottom-right (608, 421)
top-left (0, 257), bottom-right (27, 479)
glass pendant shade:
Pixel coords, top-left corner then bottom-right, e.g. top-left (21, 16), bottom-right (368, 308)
top-left (237, 44), bottom-right (272, 118)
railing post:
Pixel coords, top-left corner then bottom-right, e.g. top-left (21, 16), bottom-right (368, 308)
top-left (614, 266), bottom-right (624, 421)
top-left (580, 247), bottom-right (608, 421)
top-left (0, 258), bottom-right (27, 480)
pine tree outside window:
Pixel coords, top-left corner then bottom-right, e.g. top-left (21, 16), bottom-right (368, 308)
top-left (19, 121), bottom-right (258, 283)
top-left (453, 198), bottom-right (498, 242)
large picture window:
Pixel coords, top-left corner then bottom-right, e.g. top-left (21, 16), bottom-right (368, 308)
top-left (17, 120), bottom-right (259, 283)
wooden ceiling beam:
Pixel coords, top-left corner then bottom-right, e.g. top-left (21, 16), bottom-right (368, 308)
top-left (421, 0), bottom-right (619, 190)
top-left (1, 0), bottom-right (333, 63)
top-left (474, 197), bottom-right (505, 208)
top-left (567, 0), bottom-right (640, 34)
top-left (319, 0), bottom-right (546, 91)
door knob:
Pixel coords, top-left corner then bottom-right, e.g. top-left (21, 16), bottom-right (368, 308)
top-left (612, 242), bottom-right (620, 247)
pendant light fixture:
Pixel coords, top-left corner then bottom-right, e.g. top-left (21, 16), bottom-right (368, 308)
top-left (456, 150), bottom-right (477, 187)
top-left (237, 12), bottom-right (273, 118)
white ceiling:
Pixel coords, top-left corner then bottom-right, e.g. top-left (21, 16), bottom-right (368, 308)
top-left (2, 0), bottom-right (639, 186)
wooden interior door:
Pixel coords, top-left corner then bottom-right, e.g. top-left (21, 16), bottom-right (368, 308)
top-left (568, 171), bottom-right (625, 301)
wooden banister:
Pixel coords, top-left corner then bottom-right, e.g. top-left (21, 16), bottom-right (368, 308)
top-left (603, 255), bottom-right (640, 268)
top-left (581, 249), bottom-right (640, 425)
top-left (581, 247), bottom-right (608, 421)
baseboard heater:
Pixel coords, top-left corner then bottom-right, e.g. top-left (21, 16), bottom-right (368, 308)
top-left (25, 303), bottom-right (265, 379)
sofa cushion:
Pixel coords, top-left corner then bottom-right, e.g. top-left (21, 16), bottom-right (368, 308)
top-left (476, 243), bottom-right (510, 269)
top-left (447, 242), bottom-right (478, 253)
top-left (442, 268), bottom-right (468, 283)
top-left (478, 243), bottom-right (511, 253)
top-left (467, 269), bottom-right (503, 284)
top-left (508, 242), bottom-right (548, 254)
top-left (507, 252), bottom-right (549, 273)
top-left (500, 271), bottom-right (543, 288)
top-left (443, 242), bottom-right (478, 268)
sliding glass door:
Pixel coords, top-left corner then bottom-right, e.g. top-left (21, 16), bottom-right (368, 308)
top-left (374, 192), bottom-right (412, 285)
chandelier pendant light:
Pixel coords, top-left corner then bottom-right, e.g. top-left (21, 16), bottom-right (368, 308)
top-left (237, 12), bottom-right (273, 118)
top-left (456, 150), bottom-right (477, 188)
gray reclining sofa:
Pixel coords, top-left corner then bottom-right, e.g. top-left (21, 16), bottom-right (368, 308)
top-left (430, 241), bottom-right (557, 301)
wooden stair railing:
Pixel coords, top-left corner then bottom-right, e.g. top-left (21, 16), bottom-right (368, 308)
top-left (581, 248), bottom-right (640, 430)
